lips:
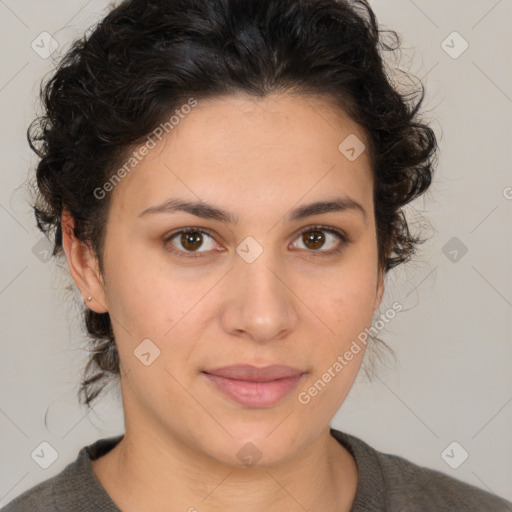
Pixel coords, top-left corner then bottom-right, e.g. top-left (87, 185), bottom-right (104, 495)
top-left (202, 364), bottom-right (306, 407)
top-left (204, 364), bottom-right (304, 381)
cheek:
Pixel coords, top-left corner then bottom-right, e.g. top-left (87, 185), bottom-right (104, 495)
top-left (315, 261), bottom-right (379, 335)
top-left (103, 270), bottom-right (159, 335)
top-left (103, 253), bottom-right (207, 371)
top-left (298, 277), bottom-right (376, 412)
top-left (102, 235), bottom-right (172, 320)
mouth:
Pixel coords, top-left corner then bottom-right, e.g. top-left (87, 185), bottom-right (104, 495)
top-left (202, 364), bottom-right (306, 408)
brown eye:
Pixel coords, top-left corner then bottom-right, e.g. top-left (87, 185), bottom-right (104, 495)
top-left (292, 226), bottom-right (347, 255)
top-left (180, 231), bottom-right (203, 251)
top-left (302, 229), bottom-right (326, 250)
top-left (165, 228), bottom-right (217, 257)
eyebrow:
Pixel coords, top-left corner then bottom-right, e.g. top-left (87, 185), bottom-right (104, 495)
top-left (137, 196), bottom-right (366, 224)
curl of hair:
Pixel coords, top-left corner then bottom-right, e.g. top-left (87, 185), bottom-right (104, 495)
top-left (28, 0), bottom-right (437, 407)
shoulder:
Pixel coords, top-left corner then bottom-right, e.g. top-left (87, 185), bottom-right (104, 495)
top-left (0, 435), bottom-right (123, 512)
top-left (0, 473), bottom-right (59, 512)
top-left (375, 447), bottom-right (512, 511)
top-left (330, 428), bottom-right (512, 512)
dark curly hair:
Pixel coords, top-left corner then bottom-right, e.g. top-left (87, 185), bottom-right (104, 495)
top-left (27, 0), bottom-right (437, 408)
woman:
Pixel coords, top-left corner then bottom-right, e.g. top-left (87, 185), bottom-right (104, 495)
top-left (3, 0), bottom-right (511, 510)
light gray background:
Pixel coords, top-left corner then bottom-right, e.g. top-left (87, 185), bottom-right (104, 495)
top-left (1, 0), bottom-right (511, 506)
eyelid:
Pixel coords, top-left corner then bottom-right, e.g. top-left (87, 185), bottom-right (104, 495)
top-left (163, 224), bottom-right (350, 259)
top-left (163, 227), bottom-right (220, 258)
top-left (290, 224), bottom-right (349, 257)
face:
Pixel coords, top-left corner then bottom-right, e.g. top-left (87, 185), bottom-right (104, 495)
top-left (70, 91), bottom-right (384, 467)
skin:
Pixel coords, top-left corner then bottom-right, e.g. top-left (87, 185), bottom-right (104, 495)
top-left (62, 91), bottom-right (385, 512)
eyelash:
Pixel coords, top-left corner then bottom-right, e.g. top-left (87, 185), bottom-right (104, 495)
top-left (163, 225), bottom-right (350, 259)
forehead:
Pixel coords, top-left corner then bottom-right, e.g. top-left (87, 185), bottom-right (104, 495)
top-left (108, 92), bottom-right (373, 219)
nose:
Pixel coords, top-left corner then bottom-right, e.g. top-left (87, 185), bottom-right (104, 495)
top-left (220, 249), bottom-right (298, 343)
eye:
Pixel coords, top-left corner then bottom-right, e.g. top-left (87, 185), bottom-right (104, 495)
top-left (164, 228), bottom-right (218, 258)
top-left (163, 225), bottom-right (349, 259)
top-left (291, 225), bottom-right (348, 256)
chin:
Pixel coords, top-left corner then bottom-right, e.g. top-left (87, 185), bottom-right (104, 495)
top-left (198, 422), bottom-right (306, 469)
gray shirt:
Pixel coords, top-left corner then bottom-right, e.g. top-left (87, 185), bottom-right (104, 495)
top-left (2, 428), bottom-right (511, 511)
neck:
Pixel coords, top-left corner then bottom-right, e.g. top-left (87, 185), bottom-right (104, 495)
top-left (92, 424), bottom-right (358, 512)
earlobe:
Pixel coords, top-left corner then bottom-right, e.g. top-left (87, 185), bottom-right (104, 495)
top-left (61, 210), bottom-right (108, 313)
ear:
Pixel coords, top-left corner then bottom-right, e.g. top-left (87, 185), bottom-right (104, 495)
top-left (373, 266), bottom-right (385, 312)
top-left (61, 210), bottom-right (108, 313)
